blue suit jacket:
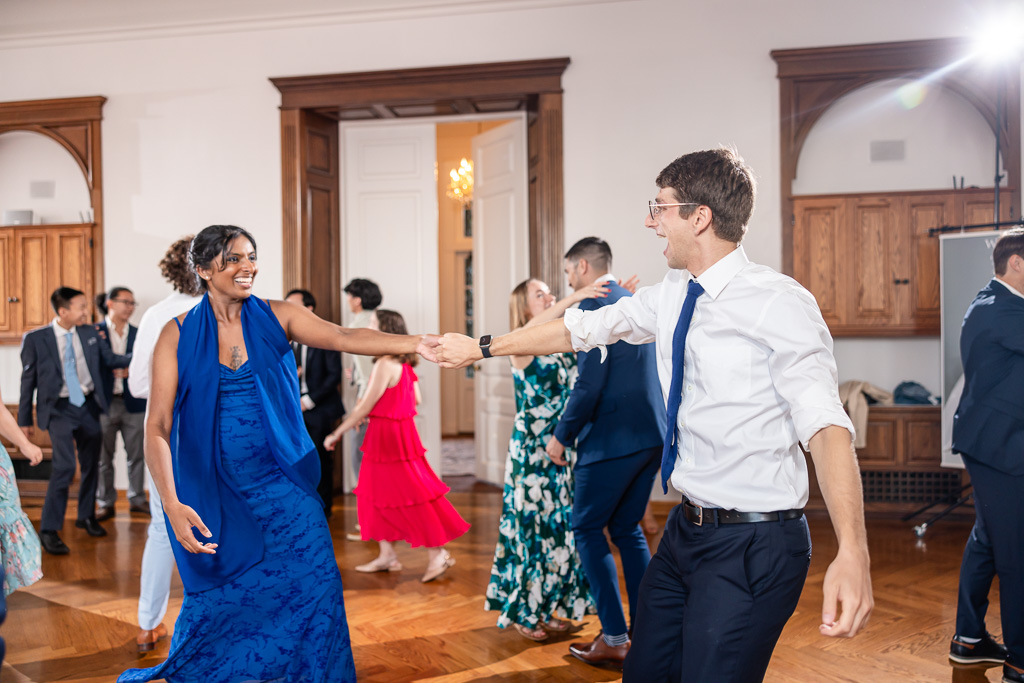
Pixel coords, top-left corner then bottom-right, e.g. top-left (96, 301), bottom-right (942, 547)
top-left (553, 281), bottom-right (666, 465)
top-left (95, 321), bottom-right (147, 414)
top-left (952, 279), bottom-right (1024, 475)
top-left (18, 324), bottom-right (131, 430)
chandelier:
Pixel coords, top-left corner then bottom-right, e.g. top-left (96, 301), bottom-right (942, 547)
top-left (445, 158), bottom-right (473, 204)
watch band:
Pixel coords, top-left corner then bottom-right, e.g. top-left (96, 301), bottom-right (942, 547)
top-left (479, 334), bottom-right (493, 359)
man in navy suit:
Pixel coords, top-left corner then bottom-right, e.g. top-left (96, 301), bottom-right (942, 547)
top-left (19, 287), bottom-right (131, 554)
top-left (952, 227), bottom-right (1024, 683)
top-left (545, 237), bottom-right (665, 668)
top-left (94, 287), bottom-right (148, 519)
top-left (286, 289), bottom-right (346, 516)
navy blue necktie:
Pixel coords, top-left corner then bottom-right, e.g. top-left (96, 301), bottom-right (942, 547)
top-left (660, 280), bottom-right (704, 493)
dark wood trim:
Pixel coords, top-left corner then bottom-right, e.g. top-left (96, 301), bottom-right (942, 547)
top-left (272, 59), bottom-right (571, 305)
top-left (531, 92), bottom-right (565, 297)
top-left (0, 96), bottom-right (106, 300)
top-left (772, 38), bottom-right (1021, 274)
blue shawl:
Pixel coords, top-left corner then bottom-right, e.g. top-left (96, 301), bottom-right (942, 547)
top-left (169, 294), bottom-right (320, 592)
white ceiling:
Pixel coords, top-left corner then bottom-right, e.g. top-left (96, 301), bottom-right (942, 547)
top-left (0, 0), bottom-right (625, 48)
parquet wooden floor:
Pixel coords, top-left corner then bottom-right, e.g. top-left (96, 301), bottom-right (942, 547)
top-left (2, 482), bottom-right (1003, 682)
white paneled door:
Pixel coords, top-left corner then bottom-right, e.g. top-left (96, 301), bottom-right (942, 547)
top-left (471, 119), bottom-right (529, 485)
top-left (341, 123), bottom-right (442, 479)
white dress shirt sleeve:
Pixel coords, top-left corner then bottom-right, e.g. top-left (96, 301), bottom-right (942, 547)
top-left (563, 283), bottom-right (661, 356)
top-left (127, 314), bottom-right (156, 399)
top-left (760, 285), bottom-right (855, 448)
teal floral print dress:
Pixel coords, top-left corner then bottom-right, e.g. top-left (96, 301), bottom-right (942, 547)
top-left (485, 353), bottom-right (595, 630)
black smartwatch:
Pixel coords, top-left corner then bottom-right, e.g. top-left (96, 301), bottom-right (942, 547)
top-left (479, 334), bottom-right (493, 359)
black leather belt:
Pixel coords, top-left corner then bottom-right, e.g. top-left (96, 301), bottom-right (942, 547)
top-left (682, 497), bottom-right (804, 526)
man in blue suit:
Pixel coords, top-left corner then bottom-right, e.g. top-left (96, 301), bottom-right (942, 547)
top-left (952, 227), bottom-right (1024, 683)
top-left (18, 287), bottom-right (131, 554)
top-left (546, 237), bottom-right (665, 668)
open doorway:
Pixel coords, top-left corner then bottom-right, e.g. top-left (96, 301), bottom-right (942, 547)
top-left (338, 115), bottom-right (524, 487)
top-left (272, 58), bottom-right (570, 490)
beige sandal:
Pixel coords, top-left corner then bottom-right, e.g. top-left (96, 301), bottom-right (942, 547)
top-left (421, 550), bottom-right (455, 583)
top-left (541, 618), bottom-right (572, 633)
top-left (355, 557), bottom-right (403, 573)
top-left (513, 623), bottom-right (549, 641)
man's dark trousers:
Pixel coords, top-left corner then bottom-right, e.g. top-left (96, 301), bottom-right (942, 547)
top-left (624, 505), bottom-right (811, 682)
top-left (573, 446), bottom-right (660, 637)
top-left (962, 455), bottom-right (1024, 663)
top-left (955, 494), bottom-right (997, 638)
top-left (42, 396), bottom-right (103, 531)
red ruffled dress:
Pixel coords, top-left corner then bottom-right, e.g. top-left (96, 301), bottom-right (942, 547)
top-left (355, 364), bottom-right (470, 547)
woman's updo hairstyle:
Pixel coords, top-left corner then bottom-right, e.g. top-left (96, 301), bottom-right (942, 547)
top-left (95, 286), bottom-right (132, 316)
top-left (189, 225), bottom-right (257, 291)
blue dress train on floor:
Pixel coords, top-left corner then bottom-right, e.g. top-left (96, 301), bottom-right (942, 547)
top-left (119, 362), bottom-right (356, 682)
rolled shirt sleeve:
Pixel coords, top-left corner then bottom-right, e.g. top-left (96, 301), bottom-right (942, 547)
top-left (563, 284), bottom-right (661, 361)
top-left (761, 285), bottom-right (855, 449)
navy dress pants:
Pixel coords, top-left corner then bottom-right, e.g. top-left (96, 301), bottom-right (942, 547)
top-left (962, 455), bottom-right (1024, 668)
top-left (572, 447), bottom-right (660, 638)
top-left (41, 396), bottom-right (102, 531)
top-left (624, 504), bottom-right (811, 682)
top-left (954, 492), bottom-right (997, 638)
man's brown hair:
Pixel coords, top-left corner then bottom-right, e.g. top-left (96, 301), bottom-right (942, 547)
top-left (993, 226), bottom-right (1024, 276)
top-left (655, 147), bottom-right (756, 244)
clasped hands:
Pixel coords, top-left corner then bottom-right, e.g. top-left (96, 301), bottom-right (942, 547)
top-left (416, 333), bottom-right (477, 369)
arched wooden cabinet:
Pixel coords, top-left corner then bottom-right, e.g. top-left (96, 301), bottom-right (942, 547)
top-left (0, 96), bottom-right (106, 344)
top-left (773, 38), bottom-right (1020, 337)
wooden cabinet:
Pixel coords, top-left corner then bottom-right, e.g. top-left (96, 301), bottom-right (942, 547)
top-left (806, 405), bottom-right (954, 512)
top-left (793, 188), bottom-right (1007, 336)
top-left (856, 405), bottom-right (942, 468)
top-left (0, 224), bottom-right (94, 343)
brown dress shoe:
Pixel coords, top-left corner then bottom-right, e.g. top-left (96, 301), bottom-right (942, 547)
top-left (568, 633), bottom-right (630, 668)
top-left (136, 623), bottom-right (168, 653)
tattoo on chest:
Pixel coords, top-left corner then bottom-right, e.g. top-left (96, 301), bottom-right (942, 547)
top-left (230, 346), bottom-right (243, 370)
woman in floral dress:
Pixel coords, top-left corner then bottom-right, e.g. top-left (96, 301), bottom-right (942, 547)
top-left (484, 277), bottom-right (608, 641)
top-left (0, 385), bottom-right (44, 597)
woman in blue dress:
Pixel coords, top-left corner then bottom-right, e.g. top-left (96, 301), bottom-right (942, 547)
top-left (120, 225), bottom-right (438, 682)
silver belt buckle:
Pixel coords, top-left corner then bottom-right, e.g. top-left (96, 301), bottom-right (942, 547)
top-left (689, 501), bottom-right (703, 527)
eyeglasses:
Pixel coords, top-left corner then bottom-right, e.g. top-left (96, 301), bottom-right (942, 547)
top-left (649, 201), bottom-right (698, 220)
top-left (110, 299), bottom-right (137, 307)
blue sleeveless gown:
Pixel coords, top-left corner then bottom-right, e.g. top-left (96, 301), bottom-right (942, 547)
top-left (120, 362), bottom-right (356, 682)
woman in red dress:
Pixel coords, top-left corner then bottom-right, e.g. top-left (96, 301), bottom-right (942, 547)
top-left (325, 309), bottom-right (469, 583)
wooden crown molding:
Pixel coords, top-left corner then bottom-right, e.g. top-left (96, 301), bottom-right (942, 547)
top-left (271, 58), bottom-right (570, 110)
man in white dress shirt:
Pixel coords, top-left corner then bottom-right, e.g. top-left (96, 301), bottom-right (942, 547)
top-left (435, 148), bottom-right (873, 681)
top-left (126, 236), bottom-right (202, 653)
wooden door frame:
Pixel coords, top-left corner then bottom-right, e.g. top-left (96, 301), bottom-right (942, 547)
top-left (0, 96), bottom-right (106, 303)
top-left (772, 38), bottom-right (1021, 275)
top-left (271, 58), bottom-right (570, 324)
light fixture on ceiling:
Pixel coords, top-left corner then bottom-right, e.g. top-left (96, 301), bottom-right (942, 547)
top-left (445, 158), bottom-right (473, 205)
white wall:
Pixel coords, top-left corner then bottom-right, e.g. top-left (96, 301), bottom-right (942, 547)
top-left (794, 78), bottom-right (1002, 196)
top-left (1, 0), bottom-right (1021, 409)
top-left (0, 130), bottom-right (92, 224)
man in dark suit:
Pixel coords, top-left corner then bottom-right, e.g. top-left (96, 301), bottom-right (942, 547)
top-left (95, 287), bottom-right (148, 519)
top-left (545, 237), bottom-right (665, 668)
top-left (951, 227), bottom-right (1024, 683)
top-left (18, 287), bottom-right (131, 554)
top-left (286, 289), bottom-right (346, 516)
